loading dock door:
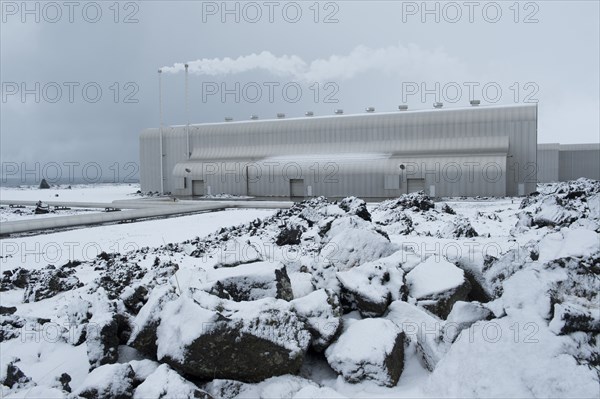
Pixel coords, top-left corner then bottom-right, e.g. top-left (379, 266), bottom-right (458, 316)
top-left (290, 179), bottom-right (305, 198)
top-left (407, 178), bottom-right (425, 193)
top-left (192, 180), bottom-right (205, 196)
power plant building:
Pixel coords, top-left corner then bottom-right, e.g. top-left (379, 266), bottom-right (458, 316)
top-left (140, 103), bottom-right (540, 198)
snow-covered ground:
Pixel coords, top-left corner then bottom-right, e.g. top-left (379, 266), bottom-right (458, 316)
top-left (0, 184), bottom-right (143, 223)
top-left (1, 180), bottom-right (598, 398)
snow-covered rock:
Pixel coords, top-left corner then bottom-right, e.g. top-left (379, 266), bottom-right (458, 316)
top-left (152, 291), bottom-right (311, 381)
top-left (442, 301), bottom-right (494, 343)
top-left (213, 238), bottom-right (263, 268)
top-left (74, 363), bottom-right (136, 399)
top-left (427, 315), bottom-right (600, 398)
top-left (22, 265), bottom-right (82, 303)
top-left (203, 261), bottom-right (293, 302)
top-left (0, 360), bottom-right (32, 390)
top-left (385, 300), bottom-right (446, 371)
top-left (438, 216), bottom-right (478, 238)
top-left (336, 251), bottom-right (406, 317)
top-left (338, 196), bottom-right (372, 221)
top-left (325, 318), bottom-right (405, 386)
top-left (133, 364), bottom-right (212, 399)
top-left (320, 217), bottom-right (398, 272)
top-left (290, 289), bottom-right (342, 351)
top-left (406, 256), bottom-right (471, 318)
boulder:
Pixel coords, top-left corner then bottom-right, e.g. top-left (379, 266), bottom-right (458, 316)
top-left (204, 261), bottom-right (293, 302)
top-left (276, 224), bottom-right (304, 246)
top-left (336, 252), bottom-right (406, 317)
top-left (1, 360), bottom-right (32, 389)
top-left (319, 217), bottom-right (398, 271)
top-left (0, 313), bottom-right (25, 342)
top-left (325, 318), bottom-right (405, 387)
top-left (56, 373), bottom-right (72, 393)
top-left (442, 301), bottom-right (494, 343)
top-left (385, 300), bottom-right (446, 371)
top-left (406, 256), bottom-right (471, 319)
top-left (22, 266), bottom-right (83, 303)
top-left (0, 306), bottom-right (16, 315)
top-left (373, 192), bottom-right (435, 214)
top-left (75, 363), bottom-right (136, 399)
top-left (133, 364), bottom-right (212, 399)
top-left (549, 301), bottom-right (600, 335)
top-left (290, 289), bottom-right (342, 351)
top-left (145, 291), bottom-right (311, 382)
top-left (438, 216), bottom-right (478, 238)
top-left (213, 238), bottom-right (263, 268)
top-left (338, 197), bottom-right (372, 221)
top-left (128, 286), bottom-right (178, 358)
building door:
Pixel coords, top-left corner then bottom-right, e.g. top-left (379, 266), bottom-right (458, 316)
top-left (290, 179), bottom-right (305, 198)
top-left (192, 180), bottom-right (205, 196)
top-left (407, 178), bottom-right (425, 193)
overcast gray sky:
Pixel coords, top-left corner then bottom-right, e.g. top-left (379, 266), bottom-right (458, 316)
top-left (1, 1), bottom-right (599, 182)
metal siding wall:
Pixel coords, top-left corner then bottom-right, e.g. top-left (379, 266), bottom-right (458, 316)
top-left (537, 147), bottom-right (559, 182)
top-left (559, 149), bottom-right (600, 181)
top-left (139, 129), bottom-right (162, 192)
top-left (147, 104), bottom-right (537, 197)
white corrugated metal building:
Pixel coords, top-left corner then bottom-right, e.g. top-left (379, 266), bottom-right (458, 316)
top-left (140, 103), bottom-right (539, 198)
top-left (537, 143), bottom-right (600, 183)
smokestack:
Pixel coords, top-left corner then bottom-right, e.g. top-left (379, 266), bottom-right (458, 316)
top-left (185, 64), bottom-right (190, 159)
top-left (158, 69), bottom-right (164, 194)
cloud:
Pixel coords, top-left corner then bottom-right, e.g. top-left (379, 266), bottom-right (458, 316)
top-left (161, 43), bottom-right (465, 82)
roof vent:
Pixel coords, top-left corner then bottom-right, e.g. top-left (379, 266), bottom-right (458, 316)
top-left (433, 102), bottom-right (443, 109)
top-left (305, 111), bottom-right (314, 117)
top-left (334, 109), bottom-right (344, 115)
top-left (398, 105), bottom-right (408, 111)
top-left (365, 107), bottom-right (375, 113)
top-left (224, 117), bottom-right (233, 122)
top-left (470, 100), bottom-right (481, 106)
top-left (277, 113), bottom-right (285, 119)
top-left (250, 115), bottom-right (259, 120)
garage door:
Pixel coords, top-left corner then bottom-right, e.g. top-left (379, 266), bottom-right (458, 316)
top-left (407, 178), bottom-right (425, 193)
top-left (290, 179), bottom-right (305, 198)
top-left (192, 180), bottom-right (205, 196)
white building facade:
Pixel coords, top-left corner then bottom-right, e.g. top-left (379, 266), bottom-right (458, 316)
top-left (140, 104), bottom-right (539, 198)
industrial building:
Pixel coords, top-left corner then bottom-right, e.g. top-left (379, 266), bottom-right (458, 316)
top-left (140, 103), bottom-right (540, 198)
top-left (537, 143), bottom-right (600, 183)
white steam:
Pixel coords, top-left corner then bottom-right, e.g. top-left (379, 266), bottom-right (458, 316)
top-left (161, 43), bottom-right (464, 82)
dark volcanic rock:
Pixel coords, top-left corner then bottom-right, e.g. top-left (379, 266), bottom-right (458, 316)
top-left (290, 289), bottom-right (343, 352)
top-left (76, 363), bottom-right (136, 399)
top-left (206, 261), bottom-right (294, 302)
top-left (23, 266), bottom-right (83, 303)
top-left (406, 257), bottom-right (472, 319)
top-left (339, 197), bottom-right (372, 221)
top-left (138, 291), bottom-right (311, 382)
top-left (0, 306), bottom-right (17, 315)
top-left (1, 361), bottom-right (32, 389)
top-left (276, 224), bottom-right (304, 246)
top-left (336, 253), bottom-right (406, 317)
top-left (325, 318), bottom-right (405, 387)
